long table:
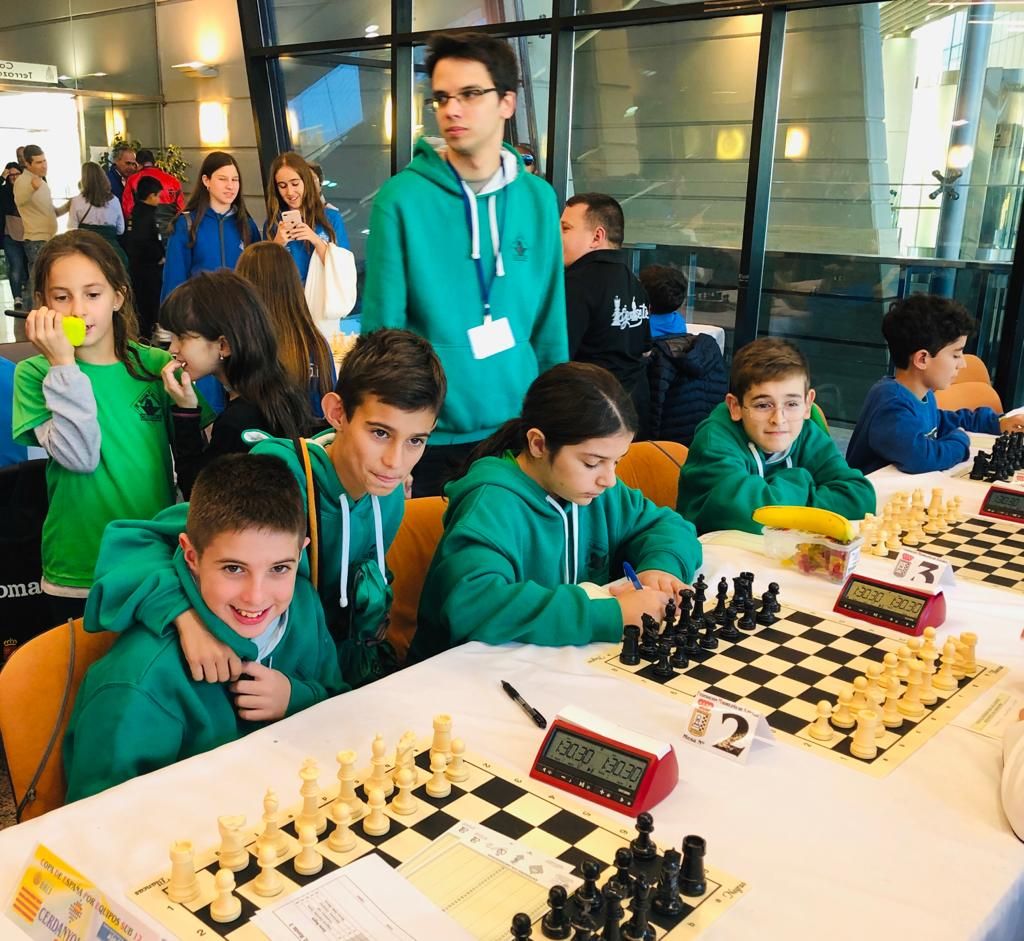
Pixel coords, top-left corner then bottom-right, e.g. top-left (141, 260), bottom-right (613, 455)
top-left (1, 462), bottom-right (1022, 940)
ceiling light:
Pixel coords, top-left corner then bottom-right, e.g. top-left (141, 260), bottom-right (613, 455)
top-left (172, 61), bottom-right (219, 78)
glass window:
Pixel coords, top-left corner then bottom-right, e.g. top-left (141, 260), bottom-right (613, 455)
top-left (268, 0), bottom-right (390, 47)
top-left (280, 51), bottom-right (392, 305)
top-left (412, 0), bottom-right (550, 32)
top-left (570, 16), bottom-right (761, 355)
top-left (576, 0), bottom-right (694, 12)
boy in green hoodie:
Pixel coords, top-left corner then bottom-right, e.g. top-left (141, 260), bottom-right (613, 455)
top-left (362, 32), bottom-right (567, 497)
top-left (84, 330), bottom-right (446, 688)
top-left (676, 337), bottom-right (875, 535)
top-left (410, 363), bottom-right (702, 661)
top-left (64, 454), bottom-right (346, 802)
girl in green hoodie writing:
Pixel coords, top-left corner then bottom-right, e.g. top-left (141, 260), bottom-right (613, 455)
top-left (409, 363), bottom-right (702, 660)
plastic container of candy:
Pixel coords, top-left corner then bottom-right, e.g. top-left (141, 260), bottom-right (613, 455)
top-left (762, 528), bottom-right (862, 583)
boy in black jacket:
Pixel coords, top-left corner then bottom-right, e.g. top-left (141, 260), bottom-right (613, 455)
top-left (123, 175), bottom-right (165, 339)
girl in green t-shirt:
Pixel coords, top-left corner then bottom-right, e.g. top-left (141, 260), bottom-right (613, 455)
top-left (13, 229), bottom-right (180, 624)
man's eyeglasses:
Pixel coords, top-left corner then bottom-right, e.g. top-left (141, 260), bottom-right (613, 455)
top-left (742, 401), bottom-right (806, 417)
top-left (430, 87), bottom-right (499, 111)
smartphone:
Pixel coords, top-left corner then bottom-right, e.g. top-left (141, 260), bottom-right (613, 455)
top-left (281, 209), bottom-right (301, 229)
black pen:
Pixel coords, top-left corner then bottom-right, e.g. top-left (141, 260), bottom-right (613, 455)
top-left (501, 680), bottom-right (547, 729)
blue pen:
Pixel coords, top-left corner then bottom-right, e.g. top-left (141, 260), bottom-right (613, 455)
top-left (623, 562), bottom-right (643, 590)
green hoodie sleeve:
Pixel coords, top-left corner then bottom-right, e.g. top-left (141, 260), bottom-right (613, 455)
top-left (282, 577), bottom-right (349, 713)
top-left (528, 185), bottom-right (569, 374)
top-left (361, 197), bottom-right (406, 331)
top-left (64, 684), bottom-right (185, 802)
top-left (792, 422), bottom-right (877, 521)
top-left (611, 484), bottom-right (702, 580)
top-left (85, 505), bottom-right (191, 635)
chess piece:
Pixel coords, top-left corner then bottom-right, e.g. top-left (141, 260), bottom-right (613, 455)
top-left (638, 615), bottom-right (659, 662)
top-left (217, 814), bottom-right (248, 872)
top-left (210, 868), bottom-right (241, 924)
top-left (510, 912), bottom-right (533, 940)
top-left (717, 607), bottom-right (741, 641)
top-left (831, 688), bottom-right (856, 729)
top-left (426, 751), bottom-right (451, 798)
top-left (571, 911), bottom-right (597, 941)
top-left (738, 597), bottom-right (757, 631)
top-left (294, 824), bottom-right (323, 876)
top-left (653, 639), bottom-right (675, 678)
top-left (368, 734), bottom-right (393, 798)
top-left (363, 786), bottom-right (390, 836)
top-left (542, 885), bottom-right (572, 940)
top-left (620, 625), bottom-right (641, 666)
top-left (392, 732), bottom-right (416, 788)
top-left (881, 652), bottom-right (902, 698)
top-left (850, 709), bottom-right (879, 760)
top-left (713, 578), bottom-right (728, 623)
top-left (253, 842), bottom-right (284, 897)
top-left (391, 765), bottom-right (418, 815)
top-left (698, 616), bottom-right (718, 650)
top-left (601, 883), bottom-right (625, 941)
top-left (679, 834), bottom-right (707, 897)
top-left (865, 663), bottom-right (884, 700)
top-left (622, 875), bottom-right (651, 941)
top-left (918, 648), bottom-right (938, 706)
top-left (885, 528), bottom-right (902, 551)
top-left (432, 714), bottom-right (453, 762)
top-left (952, 640), bottom-right (968, 680)
top-left (755, 590), bottom-right (778, 626)
top-left (335, 749), bottom-right (366, 818)
top-left (661, 598), bottom-right (677, 638)
top-left (896, 645), bottom-right (913, 679)
top-left (683, 616), bottom-right (701, 655)
top-left (327, 802), bottom-right (355, 853)
top-left (933, 640), bottom-right (958, 691)
top-left (574, 859), bottom-right (601, 913)
top-left (652, 848), bottom-right (683, 917)
top-left (260, 788), bottom-right (289, 857)
top-left (608, 846), bottom-right (634, 897)
top-left (959, 632), bottom-right (978, 675)
top-left (669, 633), bottom-right (690, 669)
top-left (881, 677), bottom-right (903, 729)
top-left (808, 700), bottom-right (834, 742)
top-left (678, 590), bottom-right (693, 633)
top-left (850, 676), bottom-right (870, 712)
top-left (690, 586), bottom-right (705, 628)
top-left (898, 661), bottom-right (926, 718)
top-left (920, 626), bottom-right (937, 659)
top-left (630, 812), bottom-right (657, 860)
top-left (167, 841), bottom-right (200, 903)
top-left (447, 738), bottom-right (469, 782)
top-left (297, 758), bottom-right (327, 836)
top-left (874, 529), bottom-right (891, 556)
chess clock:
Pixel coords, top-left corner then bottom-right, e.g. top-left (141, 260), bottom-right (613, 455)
top-left (530, 707), bottom-right (678, 814)
top-left (833, 573), bottom-right (946, 637)
top-left (979, 485), bottom-right (1024, 523)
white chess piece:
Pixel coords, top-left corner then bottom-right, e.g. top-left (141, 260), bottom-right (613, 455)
top-left (336, 749), bottom-right (366, 817)
top-left (933, 640), bottom-right (958, 691)
top-left (368, 734), bottom-right (393, 798)
top-left (167, 841), bottom-right (200, 903)
top-left (831, 689), bottom-right (856, 729)
top-left (297, 759), bottom-right (327, 836)
top-left (210, 868), bottom-right (241, 924)
top-left (850, 709), bottom-right (879, 761)
top-left (217, 814), bottom-right (248, 872)
top-left (253, 842), bottom-right (284, 897)
top-left (881, 677), bottom-right (903, 729)
top-left (432, 714), bottom-right (453, 762)
top-left (425, 751), bottom-right (451, 798)
top-left (447, 738), bottom-right (470, 782)
top-left (959, 632), bottom-right (978, 675)
top-left (898, 661), bottom-right (926, 718)
top-left (808, 700), bottom-right (834, 742)
top-left (850, 676), bottom-right (870, 712)
top-left (294, 824), bottom-right (323, 876)
top-left (918, 648), bottom-right (938, 705)
top-left (363, 786), bottom-right (390, 836)
top-left (261, 788), bottom-right (289, 857)
top-left (391, 766), bottom-right (418, 816)
top-left (327, 802), bottom-right (355, 853)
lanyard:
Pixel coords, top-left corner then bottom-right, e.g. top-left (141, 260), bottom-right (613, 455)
top-left (449, 160), bottom-right (507, 319)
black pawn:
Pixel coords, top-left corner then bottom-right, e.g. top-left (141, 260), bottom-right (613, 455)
top-left (543, 885), bottom-right (572, 939)
top-left (511, 912), bottom-right (533, 939)
top-left (600, 884), bottom-right (624, 941)
top-left (571, 912), bottom-right (597, 941)
top-left (755, 591), bottom-right (778, 626)
top-left (699, 616), bottom-right (718, 649)
top-left (651, 848), bottom-right (683, 917)
top-left (684, 615), bottom-right (701, 655)
top-left (738, 597), bottom-right (757, 631)
top-left (607, 847), bottom-right (634, 898)
top-left (653, 639), bottom-right (675, 678)
top-left (679, 835), bottom-right (707, 897)
top-left (629, 812), bottom-right (657, 861)
top-left (619, 625), bottom-right (641, 666)
top-left (669, 633), bottom-right (690, 669)
top-left (622, 876), bottom-right (653, 941)
top-left (712, 579), bottom-right (728, 623)
top-left (717, 606), bottom-right (741, 642)
top-left (574, 859), bottom-right (602, 914)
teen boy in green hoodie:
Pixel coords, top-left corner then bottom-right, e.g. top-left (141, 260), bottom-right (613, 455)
top-left (362, 32), bottom-right (567, 497)
top-left (84, 330), bottom-right (446, 688)
top-left (677, 337), bottom-right (875, 535)
top-left (64, 454), bottom-right (346, 802)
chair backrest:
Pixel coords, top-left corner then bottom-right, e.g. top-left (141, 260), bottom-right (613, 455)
top-left (0, 619), bottom-right (116, 820)
top-left (809, 402), bottom-right (829, 433)
top-left (953, 353), bottom-right (992, 386)
top-left (616, 440), bottom-right (689, 509)
top-left (935, 381), bottom-right (1004, 415)
top-left (384, 496), bottom-right (446, 663)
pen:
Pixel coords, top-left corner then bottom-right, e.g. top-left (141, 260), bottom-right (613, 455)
top-left (623, 562), bottom-right (643, 591)
top-left (501, 680), bottom-right (547, 729)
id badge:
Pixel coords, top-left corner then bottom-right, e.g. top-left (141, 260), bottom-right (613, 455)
top-left (467, 315), bottom-right (515, 360)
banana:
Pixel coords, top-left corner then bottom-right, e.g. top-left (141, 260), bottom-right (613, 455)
top-left (752, 505), bottom-right (855, 543)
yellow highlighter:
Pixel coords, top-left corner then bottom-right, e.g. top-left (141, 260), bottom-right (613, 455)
top-left (62, 316), bottom-right (86, 347)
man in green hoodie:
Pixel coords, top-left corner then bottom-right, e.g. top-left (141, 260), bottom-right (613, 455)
top-left (64, 454), bottom-right (346, 802)
top-left (677, 337), bottom-right (875, 535)
top-left (84, 330), bottom-right (446, 689)
top-left (362, 31), bottom-right (567, 497)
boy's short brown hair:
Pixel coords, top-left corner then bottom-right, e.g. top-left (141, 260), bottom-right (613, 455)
top-left (729, 337), bottom-right (809, 402)
top-left (187, 454), bottom-right (305, 554)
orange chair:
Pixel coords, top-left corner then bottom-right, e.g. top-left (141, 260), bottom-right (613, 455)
top-left (616, 441), bottom-right (688, 509)
top-left (952, 353), bottom-right (992, 386)
top-left (384, 496), bottom-right (446, 663)
top-left (0, 619), bottom-right (116, 820)
top-left (935, 381), bottom-right (1003, 415)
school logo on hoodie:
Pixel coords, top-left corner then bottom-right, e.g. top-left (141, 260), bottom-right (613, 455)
top-left (611, 296), bottom-right (649, 331)
top-left (134, 387), bottom-right (165, 422)
top-left (511, 235), bottom-right (528, 261)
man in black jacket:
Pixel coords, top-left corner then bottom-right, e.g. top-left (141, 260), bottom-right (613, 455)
top-left (561, 192), bottom-right (651, 431)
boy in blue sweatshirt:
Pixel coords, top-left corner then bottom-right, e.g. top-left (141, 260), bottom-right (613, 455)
top-left (847, 295), bottom-right (1024, 475)
top-left (64, 454), bottom-right (346, 801)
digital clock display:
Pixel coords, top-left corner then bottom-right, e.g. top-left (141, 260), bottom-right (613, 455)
top-left (843, 580), bottom-right (925, 618)
top-left (542, 729), bottom-right (649, 796)
top-left (982, 488), bottom-right (1024, 517)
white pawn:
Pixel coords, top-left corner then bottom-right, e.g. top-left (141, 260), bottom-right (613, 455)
top-left (391, 766), bottom-right (418, 816)
top-left (907, 636), bottom-right (923, 660)
top-left (865, 663), bottom-right (884, 699)
top-left (294, 824), bottom-right (323, 876)
top-left (297, 758), bottom-right (326, 836)
top-left (210, 868), bottom-right (241, 924)
top-left (850, 676), bottom-right (870, 712)
top-left (898, 661), bottom-right (926, 718)
top-left (363, 786), bottom-right (390, 836)
top-left (368, 734), bottom-right (393, 798)
top-left (261, 788), bottom-right (288, 857)
top-left (850, 709), bottom-right (879, 761)
top-left (959, 632), bottom-right (978, 675)
top-left (167, 841), bottom-right (200, 904)
top-left (217, 814), bottom-right (248, 872)
top-left (426, 751), bottom-right (451, 798)
top-left (832, 689), bottom-right (856, 729)
top-left (896, 645), bottom-right (913, 679)
top-left (327, 803), bottom-right (355, 853)
top-left (808, 700), bottom-right (834, 742)
top-left (952, 640), bottom-right (968, 680)
top-left (335, 749), bottom-right (365, 817)
top-left (885, 528), bottom-right (902, 551)
top-left (918, 648), bottom-right (938, 706)
top-left (447, 738), bottom-right (469, 782)
top-left (881, 677), bottom-right (903, 729)
top-left (874, 529), bottom-right (891, 556)
top-left (933, 640), bottom-right (958, 691)
top-left (865, 680), bottom-right (886, 738)
top-left (881, 652), bottom-right (902, 697)
top-left (920, 626), bottom-right (937, 659)
top-left (253, 842), bottom-right (283, 898)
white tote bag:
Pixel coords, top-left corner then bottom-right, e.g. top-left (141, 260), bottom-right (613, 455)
top-left (304, 242), bottom-right (357, 337)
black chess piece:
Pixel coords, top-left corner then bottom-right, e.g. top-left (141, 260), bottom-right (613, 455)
top-left (571, 911), bottom-right (597, 941)
top-left (755, 590), bottom-right (778, 626)
top-left (683, 616), bottom-right (701, 656)
top-left (679, 835), bottom-right (707, 897)
top-left (542, 885), bottom-right (572, 939)
top-left (728, 575), bottom-right (746, 611)
top-left (574, 860), bottom-right (602, 914)
top-left (698, 615), bottom-right (718, 649)
top-left (607, 847), bottom-right (634, 898)
top-left (600, 883), bottom-right (624, 941)
top-left (694, 574), bottom-right (708, 598)
top-left (669, 633), bottom-right (690, 669)
top-left (738, 597), bottom-right (757, 631)
top-left (629, 812), bottom-right (657, 861)
top-left (653, 639), bottom-right (675, 678)
top-left (652, 848), bottom-right (684, 917)
top-left (619, 625), bottom-right (641, 666)
top-left (766, 582), bottom-right (781, 613)
top-left (677, 589), bottom-right (693, 634)
top-left (511, 912), bottom-right (534, 939)
top-left (662, 598), bottom-right (677, 638)
top-left (717, 606), bottom-right (741, 642)
top-left (621, 875), bottom-right (653, 941)
top-left (638, 615), bottom-right (658, 663)
top-left (714, 577), bottom-right (729, 623)
top-left (691, 586), bottom-right (705, 625)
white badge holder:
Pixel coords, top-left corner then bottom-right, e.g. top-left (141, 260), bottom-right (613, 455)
top-left (468, 314), bottom-right (515, 360)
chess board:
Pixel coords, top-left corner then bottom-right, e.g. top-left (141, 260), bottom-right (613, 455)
top-left (132, 737), bottom-right (747, 940)
top-left (588, 600), bottom-right (1004, 778)
top-left (886, 514), bottom-right (1024, 594)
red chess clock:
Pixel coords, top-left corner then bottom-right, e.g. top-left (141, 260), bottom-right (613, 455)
top-left (531, 707), bottom-right (678, 814)
top-left (833, 573), bottom-right (946, 637)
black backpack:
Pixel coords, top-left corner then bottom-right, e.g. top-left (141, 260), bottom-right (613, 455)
top-left (647, 333), bottom-right (728, 446)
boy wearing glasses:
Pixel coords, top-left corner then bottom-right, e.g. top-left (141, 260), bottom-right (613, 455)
top-left (677, 337), bottom-right (874, 534)
top-left (362, 32), bottom-right (567, 498)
